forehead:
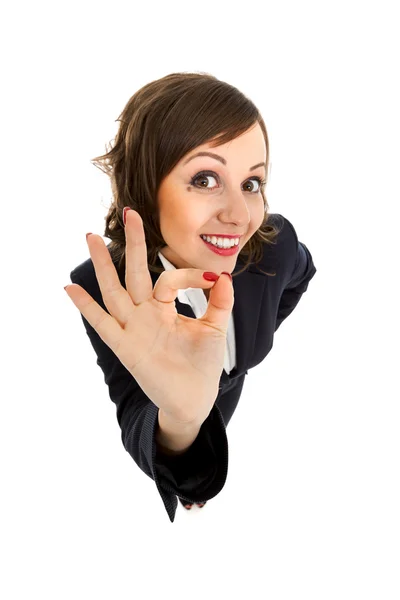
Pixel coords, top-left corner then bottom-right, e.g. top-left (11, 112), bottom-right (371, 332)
top-left (180, 123), bottom-right (266, 169)
top-left (184, 123), bottom-right (267, 165)
top-left (199, 123), bottom-right (265, 153)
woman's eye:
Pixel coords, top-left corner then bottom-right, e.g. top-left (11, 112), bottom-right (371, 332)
top-left (192, 173), bottom-right (218, 189)
top-left (190, 171), bottom-right (263, 193)
top-left (243, 178), bottom-right (262, 192)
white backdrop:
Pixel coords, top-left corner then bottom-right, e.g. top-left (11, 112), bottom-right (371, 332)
top-left (1, 0), bottom-right (399, 598)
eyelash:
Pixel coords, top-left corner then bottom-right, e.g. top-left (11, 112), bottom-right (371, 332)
top-left (189, 170), bottom-right (266, 193)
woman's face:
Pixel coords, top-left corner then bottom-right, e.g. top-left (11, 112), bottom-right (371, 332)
top-left (157, 122), bottom-right (267, 277)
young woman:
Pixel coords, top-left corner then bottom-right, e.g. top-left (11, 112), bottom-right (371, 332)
top-left (65, 72), bottom-right (317, 521)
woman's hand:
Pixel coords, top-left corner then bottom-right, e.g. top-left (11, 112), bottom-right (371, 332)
top-left (65, 208), bottom-right (234, 426)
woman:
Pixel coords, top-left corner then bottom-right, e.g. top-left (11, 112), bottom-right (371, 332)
top-left (64, 72), bottom-right (317, 521)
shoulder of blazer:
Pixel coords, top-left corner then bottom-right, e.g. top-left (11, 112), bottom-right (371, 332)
top-left (269, 213), bottom-right (316, 289)
top-left (267, 212), bottom-right (299, 253)
top-left (246, 212), bottom-right (296, 277)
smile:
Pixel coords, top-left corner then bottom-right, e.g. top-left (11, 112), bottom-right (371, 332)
top-left (200, 234), bottom-right (240, 248)
top-left (200, 235), bottom-right (240, 256)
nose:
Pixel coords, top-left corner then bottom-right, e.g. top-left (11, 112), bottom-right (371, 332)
top-left (219, 192), bottom-right (250, 227)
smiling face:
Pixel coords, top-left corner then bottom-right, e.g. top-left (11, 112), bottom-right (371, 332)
top-left (157, 122), bottom-right (267, 281)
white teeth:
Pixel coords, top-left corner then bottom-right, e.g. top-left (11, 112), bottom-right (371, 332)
top-left (201, 235), bottom-right (239, 248)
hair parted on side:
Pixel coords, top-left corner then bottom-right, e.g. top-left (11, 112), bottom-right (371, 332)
top-left (91, 71), bottom-right (283, 279)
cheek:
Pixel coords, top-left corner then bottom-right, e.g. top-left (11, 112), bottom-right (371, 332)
top-left (250, 202), bottom-right (266, 229)
top-left (166, 213), bottom-right (199, 240)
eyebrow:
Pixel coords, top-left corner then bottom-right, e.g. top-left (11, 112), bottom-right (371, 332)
top-left (183, 151), bottom-right (266, 171)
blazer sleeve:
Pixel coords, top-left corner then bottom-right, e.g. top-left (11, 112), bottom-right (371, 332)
top-left (69, 268), bottom-right (228, 523)
top-left (274, 218), bottom-right (317, 332)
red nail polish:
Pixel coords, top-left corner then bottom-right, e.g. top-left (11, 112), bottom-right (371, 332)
top-left (221, 271), bottom-right (233, 282)
top-left (203, 272), bottom-right (219, 282)
top-left (123, 206), bottom-right (131, 226)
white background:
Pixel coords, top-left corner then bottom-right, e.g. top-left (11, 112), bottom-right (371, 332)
top-left (1, 1), bottom-right (399, 598)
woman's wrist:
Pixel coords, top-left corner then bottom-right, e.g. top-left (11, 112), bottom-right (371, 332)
top-left (155, 409), bottom-right (203, 456)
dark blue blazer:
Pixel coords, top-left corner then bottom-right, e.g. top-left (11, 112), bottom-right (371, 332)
top-left (69, 214), bottom-right (317, 522)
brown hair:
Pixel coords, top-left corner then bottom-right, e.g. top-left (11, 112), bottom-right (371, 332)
top-left (91, 71), bottom-right (283, 278)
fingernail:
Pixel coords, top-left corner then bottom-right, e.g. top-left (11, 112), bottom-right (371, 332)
top-left (203, 272), bottom-right (220, 282)
top-left (221, 271), bottom-right (233, 282)
top-left (86, 233), bottom-right (93, 241)
top-left (123, 206), bottom-right (131, 226)
top-left (64, 286), bottom-right (69, 291)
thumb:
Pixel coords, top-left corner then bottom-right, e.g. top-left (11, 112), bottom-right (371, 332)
top-left (199, 272), bottom-right (234, 335)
